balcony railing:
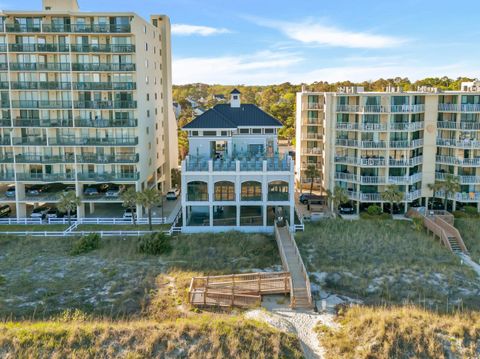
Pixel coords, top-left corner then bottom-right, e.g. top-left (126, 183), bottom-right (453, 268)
top-left (16, 172), bottom-right (75, 181)
top-left (70, 44), bottom-right (135, 53)
top-left (184, 154), bottom-right (292, 173)
top-left (435, 191), bottom-right (480, 202)
top-left (14, 118), bottom-right (73, 127)
top-left (435, 172), bottom-right (480, 184)
top-left (0, 172), bottom-right (15, 181)
top-left (11, 100), bottom-right (72, 109)
top-left (41, 23), bottom-right (131, 33)
top-left (12, 137), bottom-right (47, 146)
top-left (335, 156), bottom-right (423, 167)
top-left (71, 63), bottom-right (136, 72)
top-left (335, 139), bottom-right (359, 147)
top-left (9, 62), bottom-right (71, 71)
top-left (0, 119), bottom-right (12, 126)
top-left (301, 148), bottom-right (323, 155)
top-left (0, 153), bottom-right (14, 163)
top-left (75, 118), bottom-right (137, 127)
top-left (347, 190), bottom-right (422, 202)
top-left (389, 121), bottom-right (424, 131)
top-left (9, 43), bottom-right (70, 52)
top-left (10, 81), bottom-right (72, 90)
top-left (438, 103), bottom-right (480, 112)
top-left (0, 137), bottom-right (11, 145)
top-left (302, 133), bottom-right (323, 140)
top-left (0, 81), bottom-right (9, 89)
top-left (5, 24), bottom-right (41, 32)
top-left (77, 172), bottom-right (139, 181)
top-left (303, 102), bottom-right (323, 110)
top-left (49, 137), bottom-right (138, 146)
top-left (336, 104), bottom-right (425, 113)
top-left (72, 82), bottom-right (136, 91)
top-left (437, 121), bottom-right (480, 130)
top-left (0, 63), bottom-right (7, 70)
top-left (76, 153), bottom-right (139, 163)
top-left (437, 138), bottom-right (480, 148)
top-left (15, 154), bottom-right (75, 163)
top-left (73, 100), bottom-right (137, 109)
top-left (436, 155), bottom-right (480, 166)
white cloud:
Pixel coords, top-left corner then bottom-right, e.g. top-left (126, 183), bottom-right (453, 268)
top-left (250, 17), bottom-right (407, 49)
top-left (173, 52), bottom-right (480, 85)
top-left (173, 51), bottom-right (303, 85)
top-left (171, 24), bottom-right (230, 36)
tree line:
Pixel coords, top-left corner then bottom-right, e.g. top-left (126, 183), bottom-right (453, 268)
top-left (173, 76), bottom-right (475, 159)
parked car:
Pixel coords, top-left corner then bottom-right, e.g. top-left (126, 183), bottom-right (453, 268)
top-left (339, 203), bottom-right (355, 214)
top-left (0, 204), bottom-right (11, 218)
top-left (166, 188), bottom-right (180, 200)
top-left (299, 193), bottom-right (324, 205)
top-left (105, 185), bottom-right (121, 198)
top-left (27, 185), bottom-right (46, 196)
top-left (5, 185), bottom-right (15, 198)
top-left (123, 208), bottom-right (136, 220)
top-left (46, 208), bottom-right (61, 219)
top-left (83, 186), bottom-right (99, 196)
top-left (63, 185), bottom-right (76, 193)
top-left (30, 206), bottom-right (50, 219)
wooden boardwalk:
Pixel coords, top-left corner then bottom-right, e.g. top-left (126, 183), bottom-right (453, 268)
top-left (407, 209), bottom-right (469, 254)
top-left (274, 223), bottom-right (313, 309)
top-left (188, 272), bottom-right (291, 307)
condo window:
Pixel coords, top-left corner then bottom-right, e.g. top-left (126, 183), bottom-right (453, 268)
top-left (146, 94), bottom-right (150, 101)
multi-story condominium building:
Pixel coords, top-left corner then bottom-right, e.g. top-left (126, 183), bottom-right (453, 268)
top-left (0, 0), bottom-right (178, 218)
top-left (296, 81), bottom-right (480, 213)
top-left (181, 89), bottom-right (295, 232)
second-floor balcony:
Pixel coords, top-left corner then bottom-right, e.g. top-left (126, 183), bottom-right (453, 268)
top-left (347, 189), bottom-right (422, 202)
top-left (77, 171), bottom-right (139, 182)
top-left (16, 172), bottom-right (75, 182)
top-left (184, 154), bottom-right (293, 173)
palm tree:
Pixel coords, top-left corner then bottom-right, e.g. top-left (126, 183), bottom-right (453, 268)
top-left (304, 164), bottom-right (320, 194)
top-left (137, 188), bottom-right (162, 230)
top-left (429, 174), bottom-right (460, 210)
top-left (427, 182), bottom-right (443, 210)
top-left (326, 185), bottom-right (349, 214)
top-left (121, 187), bottom-right (139, 225)
top-left (381, 184), bottom-right (404, 217)
top-left (57, 190), bottom-right (81, 226)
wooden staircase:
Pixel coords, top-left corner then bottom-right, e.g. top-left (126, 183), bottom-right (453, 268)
top-left (407, 208), bottom-right (469, 255)
top-left (275, 222), bottom-right (314, 309)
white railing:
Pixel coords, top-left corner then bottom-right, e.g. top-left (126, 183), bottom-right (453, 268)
top-left (435, 191), bottom-right (480, 202)
top-left (335, 139), bottom-right (359, 147)
top-left (0, 218), bottom-right (42, 224)
top-left (437, 138), bottom-right (480, 148)
top-left (47, 217), bottom-right (167, 225)
top-left (336, 104), bottom-right (425, 113)
top-left (439, 103), bottom-right (480, 112)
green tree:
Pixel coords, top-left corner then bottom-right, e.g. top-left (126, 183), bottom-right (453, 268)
top-left (381, 185), bottom-right (404, 217)
top-left (57, 190), bottom-right (81, 226)
top-left (120, 187), bottom-right (139, 225)
top-left (304, 164), bottom-right (320, 195)
top-left (326, 186), bottom-right (349, 214)
top-left (138, 188), bottom-right (162, 231)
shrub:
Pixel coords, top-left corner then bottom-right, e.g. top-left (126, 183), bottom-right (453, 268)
top-left (464, 206), bottom-right (478, 216)
top-left (0, 274), bottom-right (5, 286)
top-left (367, 205), bottom-right (382, 216)
top-left (70, 233), bottom-right (101, 255)
top-left (137, 232), bottom-right (172, 255)
top-left (412, 217), bottom-right (424, 231)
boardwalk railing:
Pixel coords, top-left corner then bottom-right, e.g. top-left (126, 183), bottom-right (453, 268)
top-left (47, 217), bottom-right (167, 225)
top-left (189, 272), bottom-right (291, 307)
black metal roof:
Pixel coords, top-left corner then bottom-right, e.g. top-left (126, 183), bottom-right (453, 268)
top-left (182, 104), bottom-right (283, 129)
top-left (230, 88), bottom-right (241, 94)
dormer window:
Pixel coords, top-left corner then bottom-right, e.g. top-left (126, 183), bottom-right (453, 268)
top-left (239, 128), bottom-right (249, 134)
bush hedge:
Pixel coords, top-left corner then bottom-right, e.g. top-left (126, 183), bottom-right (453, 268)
top-left (137, 232), bottom-right (172, 255)
top-left (70, 233), bottom-right (101, 255)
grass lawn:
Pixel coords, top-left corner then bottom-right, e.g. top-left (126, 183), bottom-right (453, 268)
top-left (75, 224), bottom-right (171, 232)
top-left (0, 224), bottom-right (68, 232)
top-left (296, 219), bottom-right (480, 310)
top-left (0, 232), bottom-right (280, 319)
top-left (316, 305), bottom-right (480, 359)
top-left (455, 218), bottom-right (480, 263)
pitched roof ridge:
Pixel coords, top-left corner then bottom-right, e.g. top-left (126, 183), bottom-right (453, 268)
top-left (211, 104), bottom-right (237, 127)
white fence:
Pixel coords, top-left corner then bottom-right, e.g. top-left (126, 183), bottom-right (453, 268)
top-left (0, 230), bottom-right (159, 237)
top-left (0, 218), bottom-right (42, 224)
top-left (47, 217), bottom-right (167, 225)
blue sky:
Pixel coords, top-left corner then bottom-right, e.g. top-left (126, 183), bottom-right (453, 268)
top-left (2, 0), bottom-right (480, 85)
